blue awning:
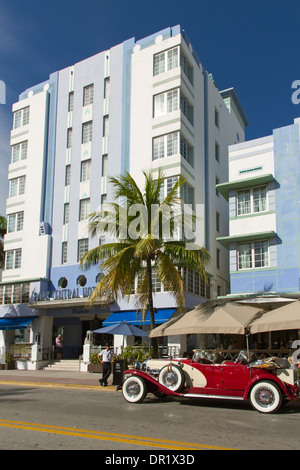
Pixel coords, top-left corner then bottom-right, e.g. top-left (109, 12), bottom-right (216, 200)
top-left (103, 308), bottom-right (177, 327)
top-left (0, 317), bottom-right (35, 330)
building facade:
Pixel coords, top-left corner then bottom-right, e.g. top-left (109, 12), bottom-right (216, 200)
top-left (0, 26), bottom-right (248, 365)
top-left (217, 117), bottom-right (300, 298)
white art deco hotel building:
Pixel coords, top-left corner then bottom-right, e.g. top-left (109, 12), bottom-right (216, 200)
top-left (0, 26), bottom-right (248, 368)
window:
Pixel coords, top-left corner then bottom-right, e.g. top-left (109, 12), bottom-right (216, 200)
top-left (215, 108), bottom-right (219, 128)
top-left (82, 121), bottom-right (93, 143)
top-left (83, 84), bottom-right (94, 106)
top-left (215, 141), bottom-right (220, 162)
top-left (62, 242), bottom-right (68, 264)
top-left (103, 116), bottom-right (109, 137)
top-left (67, 128), bottom-right (72, 149)
top-left (104, 78), bottom-right (110, 99)
top-left (253, 186), bottom-right (267, 213)
top-left (237, 240), bottom-right (269, 270)
top-left (68, 92), bottom-right (74, 112)
top-left (180, 135), bottom-right (194, 167)
top-left (7, 212), bottom-right (24, 233)
top-left (237, 186), bottom-right (267, 216)
top-left (152, 132), bottom-right (179, 160)
top-left (1, 283), bottom-right (30, 304)
top-left (79, 198), bottom-right (90, 221)
top-left (254, 241), bottom-right (269, 268)
top-left (216, 248), bottom-right (220, 269)
top-left (160, 176), bottom-right (179, 202)
top-left (153, 88), bottom-right (179, 117)
top-left (13, 107), bottom-right (30, 129)
top-left (216, 211), bottom-right (220, 233)
top-left (180, 52), bottom-right (193, 84)
top-left (180, 93), bottom-right (193, 125)
top-left (102, 155), bottom-right (108, 177)
top-left (9, 176), bottom-right (26, 197)
top-left (5, 248), bottom-right (22, 270)
top-left (153, 47), bottom-right (179, 76)
top-left (65, 165), bottom-right (71, 186)
top-left (216, 176), bottom-right (220, 196)
top-left (181, 267), bottom-right (210, 298)
top-left (78, 238), bottom-right (88, 262)
top-left (63, 203), bottom-right (69, 225)
top-left (11, 141), bottom-right (28, 163)
top-left (81, 159), bottom-right (91, 182)
top-left (151, 269), bottom-right (161, 293)
top-left (181, 182), bottom-right (195, 209)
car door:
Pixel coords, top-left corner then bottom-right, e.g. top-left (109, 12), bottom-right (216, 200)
top-left (213, 363), bottom-right (249, 397)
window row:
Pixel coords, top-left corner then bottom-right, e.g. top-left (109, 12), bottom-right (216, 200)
top-left (153, 46), bottom-right (193, 85)
top-left (0, 282), bottom-right (30, 305)
top-left (67, 115), bottom-right (109, 148)
top-left (61, 238), bottom-right (89, 264)
top-left (5, 248), bottom-right (22, 270)
top-left (68, 79), bottom-right (110, 112)
top-left (64, 155), bottom-right (107, 187)
top-left (13, 106), bottom-right (30, 129)
top-left (7, 211), bottom-right (24, 233)
top-left (11, 141), bottom-right (28, 163)
top-left (152, 131), bottom-right (194, 167)
top-left (237, 186), bottom-right (267, 216)
top-left (9, 176), bottom-right (26, 198)
top-left (153, 88), bottom-right (193, 125)
top-left (237, 240), bottom-right (269, 270)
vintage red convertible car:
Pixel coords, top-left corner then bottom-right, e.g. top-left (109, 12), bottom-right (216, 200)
top-left (122, 351), bottom-right (300, 413)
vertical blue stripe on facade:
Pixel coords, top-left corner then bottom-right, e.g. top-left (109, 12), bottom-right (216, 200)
top-left (274, 122), bottom-right (300, 292)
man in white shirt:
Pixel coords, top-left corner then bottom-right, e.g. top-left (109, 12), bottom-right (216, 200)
top-left (98, 344), bottom-right (115, 386)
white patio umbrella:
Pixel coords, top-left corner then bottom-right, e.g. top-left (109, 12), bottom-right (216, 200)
top-left (248, 299), bottom-right (300, 334)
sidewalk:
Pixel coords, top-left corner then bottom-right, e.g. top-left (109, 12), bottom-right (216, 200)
top-left (0, 369), bottom-right (117, 391)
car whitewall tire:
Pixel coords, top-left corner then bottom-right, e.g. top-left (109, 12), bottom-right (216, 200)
top-left (158, 364), bottom-right (185, 392)
top-left (250, 380), bottom-right (283, 413)
top-left (122, 376), bottom-right (148, 403)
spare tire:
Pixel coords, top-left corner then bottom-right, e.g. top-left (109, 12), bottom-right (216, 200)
top-left (158, 364), bottom-right (185, 392)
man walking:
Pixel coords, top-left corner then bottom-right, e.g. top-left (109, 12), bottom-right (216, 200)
top-left (98, 344), bottom-right (115, 386)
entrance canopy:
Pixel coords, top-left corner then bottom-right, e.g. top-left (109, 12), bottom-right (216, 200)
top-left (0, 304), bottom-right (39, 330)
top-left (103, 308), bottom-right (176, 327)
top-left (0, 317), bottom-right (36, 330)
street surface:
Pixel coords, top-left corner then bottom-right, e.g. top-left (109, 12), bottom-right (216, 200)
top-left (0, 381), bottom-right (300, 452)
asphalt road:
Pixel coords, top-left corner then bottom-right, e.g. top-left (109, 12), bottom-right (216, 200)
top-left (0, 382), bottom-right (300, 453)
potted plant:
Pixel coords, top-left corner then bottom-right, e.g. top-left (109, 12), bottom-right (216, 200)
top-left (5, 353), bottom-right (15, 370)
top-left (122, 345), bottom-right (151, 368)
top-left (87, 352), bottom-right (103, 373)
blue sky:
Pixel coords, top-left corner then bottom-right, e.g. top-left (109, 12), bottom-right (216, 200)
top-left (0, 0), bottom-right (300, 216)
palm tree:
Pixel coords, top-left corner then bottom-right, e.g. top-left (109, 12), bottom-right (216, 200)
top-left (80, 170), bottom-right (210, 357)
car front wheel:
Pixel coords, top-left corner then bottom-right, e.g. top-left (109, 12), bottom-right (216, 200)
top-left (158, 364), bottom-right (185, 392)
top-left (250, 380), bottom-right (283, 413)
top-left (122, 375), bottom-right (148, 403)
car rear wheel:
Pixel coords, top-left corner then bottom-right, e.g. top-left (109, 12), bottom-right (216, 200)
top-left (250, 380), bottom-right (283, 413)
top-left (122, 375), bottom-right (148, 403)
top-left (158, 364), bottom-right (185, 392)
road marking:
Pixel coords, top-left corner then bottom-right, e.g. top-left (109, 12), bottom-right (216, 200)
top-left (0, 380), bottom-right (111, 391)
top-left (0, 419), bottom-right (236, 450)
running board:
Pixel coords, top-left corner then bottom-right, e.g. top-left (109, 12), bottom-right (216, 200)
top-left (183, 393), bottom-right (244, 401)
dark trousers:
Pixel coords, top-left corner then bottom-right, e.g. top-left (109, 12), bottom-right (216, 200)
top-left (102, 362), bottom-right (111, 385)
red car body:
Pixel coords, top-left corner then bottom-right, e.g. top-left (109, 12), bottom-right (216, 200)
top-left (122, 357), bottom-right (300, 413)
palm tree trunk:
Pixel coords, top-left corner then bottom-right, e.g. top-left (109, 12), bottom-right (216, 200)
top-left (146, 258), bottom-right (159, 358)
